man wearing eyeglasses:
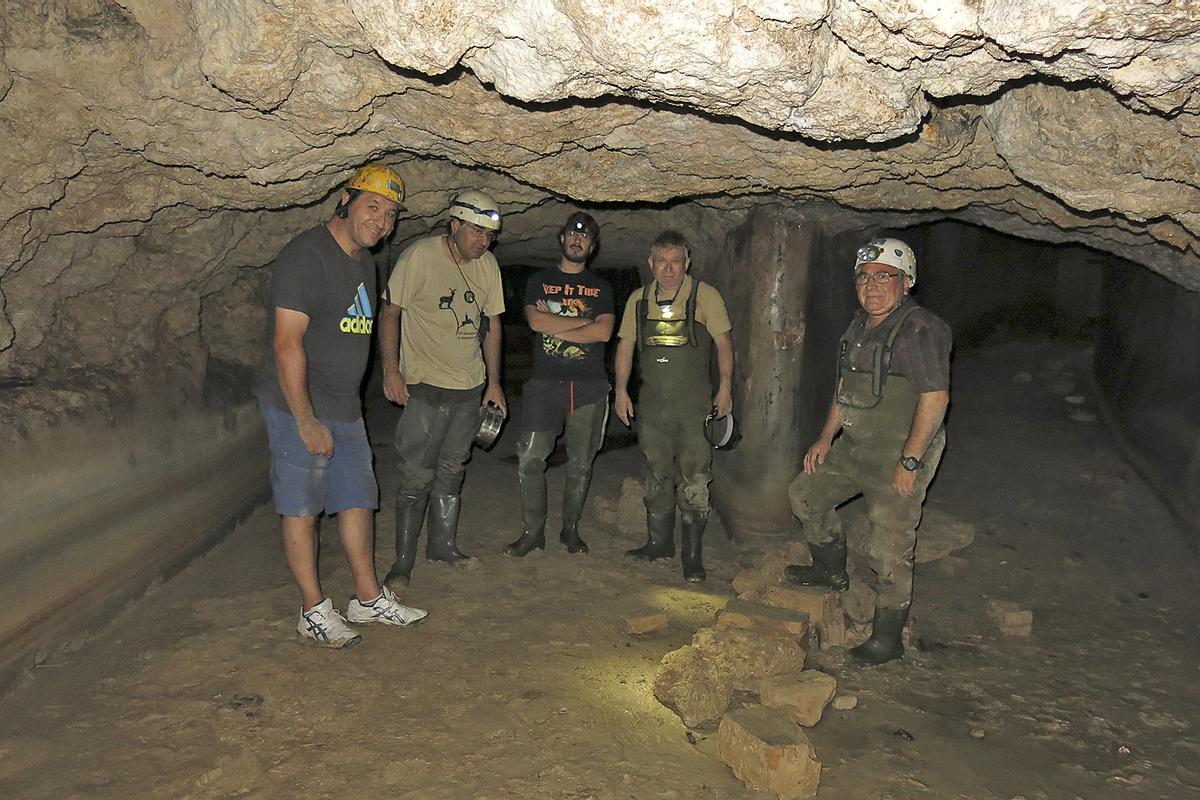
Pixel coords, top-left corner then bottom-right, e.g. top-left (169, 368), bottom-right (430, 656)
top-left (378, 190), bottom-right (506, 591)
top-left (503, 212), bottom-right (615, 558)
top-left (784, 237), bottom-right (951, 665)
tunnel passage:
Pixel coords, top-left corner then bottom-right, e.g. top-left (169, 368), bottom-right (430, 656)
top-left (3, 1), bottom-right (1200, 683)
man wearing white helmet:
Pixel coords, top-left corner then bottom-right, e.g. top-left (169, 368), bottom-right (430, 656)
top-left (378, 189), bottom-right (506, 590)
top-left (257, 163), bottom-right (428, 649)
top-left (784, 237), bottom-right (951, 665)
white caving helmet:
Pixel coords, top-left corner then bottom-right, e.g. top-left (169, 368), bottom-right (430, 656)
top-left (855, 237), bottom-right (917, 287)
top-left (449, 190), bottom-right (502, 231)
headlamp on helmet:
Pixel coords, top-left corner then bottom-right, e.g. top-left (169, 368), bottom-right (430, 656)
top-left (561, 212), bottom-right (599, 241)
top-left (854, 237), bottom-right (916, 287)
top-left (449, 190), bottom-right (502, 231)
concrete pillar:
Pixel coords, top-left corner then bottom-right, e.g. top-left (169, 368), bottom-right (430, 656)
top-left (702, 206), bottom-right (858, 540)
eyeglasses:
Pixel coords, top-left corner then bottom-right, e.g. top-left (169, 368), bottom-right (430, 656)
top-left (465, 222), bottom-right (497, 243)
top-left (854, 270), bottom-right (902, 286)
top-left (564, 229), bottom-right (592, 241)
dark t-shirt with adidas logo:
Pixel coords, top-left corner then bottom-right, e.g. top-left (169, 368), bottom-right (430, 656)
top-left (256, 225), bottom-right (376, 422)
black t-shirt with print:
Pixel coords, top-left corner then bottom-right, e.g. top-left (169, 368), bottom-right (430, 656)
top-left (257, 225), bottom-right (376, 421)
top-left (525, 266), bottom-right (614, 382)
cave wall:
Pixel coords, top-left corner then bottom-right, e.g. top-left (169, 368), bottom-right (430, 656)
top-left (0, 404), bottom-right (268, 688)
top-left (1095, 267), bottom-right (1200, 552)
top-left (915, 221), bottom-right (1104, 345)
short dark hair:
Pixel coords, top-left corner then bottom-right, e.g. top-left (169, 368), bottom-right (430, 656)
top-left (650, 229), bottom-right (690, 258)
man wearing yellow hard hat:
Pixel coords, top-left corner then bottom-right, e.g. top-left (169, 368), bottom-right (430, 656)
top-left (256, 163), bottom-right (427, 649)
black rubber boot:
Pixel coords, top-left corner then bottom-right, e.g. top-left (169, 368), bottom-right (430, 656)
top-left (850, 606), bottom-right (910, 666)
top-left (559, 473), bottom-right (591, 554)
top-left (680, 512), bottom-right (707, 583)
top-left (783, 541), bottom-right (850, 591)
top-left (504, 467), bottom-right (547, 557)
top-left (626, 509), bottom-right (676, 560)
top-left (426, 493), bottom-right (472, 564)
top-left (383, 492), bottom-right (427, 591)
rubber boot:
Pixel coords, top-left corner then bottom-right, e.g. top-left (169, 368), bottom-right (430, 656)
top-left (783, 541), bottom-right (850, 591)
top-left (426, 493), bottom-right (472, 564)
top-left (850, 606), bottom-right (910, 666)
top-left (504, 467), bottom-right (547, 557)
top-left (383, 492), bottom-right (427, 591)
top-left (680, 512), bottom-right (707, 583)
top-left (559, 473), bottom-right (591, 554)
top-left (626, 509), bottom-right (675, 560)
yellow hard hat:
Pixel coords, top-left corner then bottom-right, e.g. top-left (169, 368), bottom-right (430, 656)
top-left (346, 163), bottom-right (405, 205)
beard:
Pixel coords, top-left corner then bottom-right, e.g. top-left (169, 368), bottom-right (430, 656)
top-left (561, 244), bottom-right (590, 264)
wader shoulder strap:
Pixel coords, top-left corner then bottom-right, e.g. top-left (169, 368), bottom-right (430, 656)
top-left (635, 283), bottom-right (652, 353)
top-left (839, 303), bottom-right (921, 401)
top-left (686, 280), bottom-right (701, 347)
top-left (879, 302), bottom-right (920, 379)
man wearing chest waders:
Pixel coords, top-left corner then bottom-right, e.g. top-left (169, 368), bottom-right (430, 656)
top-left (614, 230), bottom-right (734, 583)
top-left (785, 237), bottom-right (952, 665)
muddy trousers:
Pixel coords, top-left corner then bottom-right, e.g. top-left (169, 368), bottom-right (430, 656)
top-left (391, 386), bottom-right (481, 569)
top-left (638, 400), bottom-right (713, 518)
top-left (788, 430), bottom-right (945, 610)
top-left (513, 399), bottom-right (609, 549)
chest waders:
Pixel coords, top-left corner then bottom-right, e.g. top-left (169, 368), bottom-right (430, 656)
top-left (625, 283), bottom-right (713, 581)
top-left (836, 303), bottom-right (922, 464)
top-left (787, 303), bottom-right (937, 664)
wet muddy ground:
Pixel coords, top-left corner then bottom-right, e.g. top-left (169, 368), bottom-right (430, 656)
top-left (1, 337), bottom-right (1198, 799)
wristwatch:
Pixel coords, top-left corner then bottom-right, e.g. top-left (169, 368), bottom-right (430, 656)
top-left (899, 455), bottom-right (924, 471)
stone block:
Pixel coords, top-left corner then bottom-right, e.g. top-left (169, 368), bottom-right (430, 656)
top-left (691, 627), bottom-right (806, 691)
top-left (625, 611), bottom-right (669, 635)
top-left (732, 567), bottom-right (768, 597)
top-left (986, 598), bottom-right (1033, 636)
top-left (718, 707), bottom-right (822, 800)
top-left (714, 598), bottom-right (811, 642)
top-left (759, 671), bottom-right (837, 727)
top-left (761, 586), bottom-right (846, 648)
top-left (653, 644), bottom-right (733, 728)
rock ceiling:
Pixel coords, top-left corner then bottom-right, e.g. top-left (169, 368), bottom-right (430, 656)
top-left (1, 0), bottom-right (1199, 427)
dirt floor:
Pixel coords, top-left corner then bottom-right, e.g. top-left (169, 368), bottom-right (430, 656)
top-left (1, 336), bottom-right (1198, 800)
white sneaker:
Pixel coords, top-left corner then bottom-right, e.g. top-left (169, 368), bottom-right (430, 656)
top-left (297, 598), bottom-right (362, 648)
top-left (346, 585), bottom-right (429, 627)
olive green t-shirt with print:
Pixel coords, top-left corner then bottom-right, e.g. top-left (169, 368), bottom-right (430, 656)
top-left (386, 234), bottom-right (505, 390)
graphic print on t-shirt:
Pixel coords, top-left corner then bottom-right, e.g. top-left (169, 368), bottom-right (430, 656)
top-left (438, 284), bottom-right (482, 341)
top-left (541, 294), bottom-right (589, 361)
top-left (339, 282), bottom-right (374, 335)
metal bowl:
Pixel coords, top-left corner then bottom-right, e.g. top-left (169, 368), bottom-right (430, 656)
top-left (704, 411), bottom-right (738, 450)
top-left (474, 402), bottom-right (505, 450)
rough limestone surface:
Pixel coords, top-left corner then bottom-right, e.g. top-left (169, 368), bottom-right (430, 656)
top-left (653, 644), bottom-right (734, 729)
top-left (3, 1), bottom-right (1200, 433)
top-left (761, 586), bottom-right (847, 648)
top-left (691, 627), bottom-right (808, 691)
top-left (759, 671), bottom-right (838, 727)
top-left (718, 707), bottom-right (822, 800)
top-left (714, 598), bottom-right (812, 643)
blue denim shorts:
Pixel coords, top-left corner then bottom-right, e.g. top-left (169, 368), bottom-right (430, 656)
top-left (260, 402), bottom-right (378, 517)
